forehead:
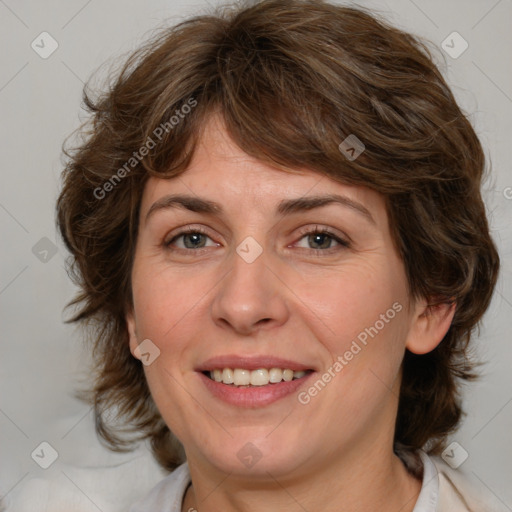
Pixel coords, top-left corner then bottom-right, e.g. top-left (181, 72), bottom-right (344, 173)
top-left (139, 113), bottom-right (388, 223)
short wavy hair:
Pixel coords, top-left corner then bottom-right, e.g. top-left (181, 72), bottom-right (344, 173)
top-left (57, 0), bottom-right (499, 470)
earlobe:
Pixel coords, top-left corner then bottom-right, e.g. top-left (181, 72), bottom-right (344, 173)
top-left (405, 298), bottom-right (456, 355)
top-left (126, 312), bottom-right (140, 360)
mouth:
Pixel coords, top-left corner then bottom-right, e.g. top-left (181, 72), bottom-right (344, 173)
top-left (196, 356), bottom-right (316, 407)
top-left (203, 368), bottom-right (313, 387)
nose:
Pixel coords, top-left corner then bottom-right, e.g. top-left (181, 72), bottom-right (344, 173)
top-left (210, 243), bottom-right (290, 336)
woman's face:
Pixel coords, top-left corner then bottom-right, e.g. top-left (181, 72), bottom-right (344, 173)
top-left (127, 114), bottom-right (435, 478)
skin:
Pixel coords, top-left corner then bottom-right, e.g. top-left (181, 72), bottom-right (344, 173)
top-left (127, 113), bottom-right (456, 512)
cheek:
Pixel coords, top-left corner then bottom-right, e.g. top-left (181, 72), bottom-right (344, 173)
top-left (131, 261), bottom-right (209, 345)
top-left (291, 258), bottom-right (410, 407)
top-left (293, 257), bottom-right (408, 346)
top-left (130, 265), bottom-right (210, 435)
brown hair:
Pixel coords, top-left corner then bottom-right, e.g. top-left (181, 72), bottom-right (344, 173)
top-left (56, 0), bottom-right (499, 470)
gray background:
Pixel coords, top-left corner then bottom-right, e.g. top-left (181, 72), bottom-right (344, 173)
top-left (1, 0), bottom-right (511, 510)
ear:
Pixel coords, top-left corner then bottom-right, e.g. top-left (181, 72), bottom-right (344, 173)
top-left (405, 297), bottom-right (456, 355)
top-left (126, 311), bottom-right (141, 360)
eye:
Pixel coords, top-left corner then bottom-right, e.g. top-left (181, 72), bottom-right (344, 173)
top-left (164, 227), bottom-right (219, 250)
top-left (163, 225), bottom-right (350, 253)
top-left (294, 226), bottom-right (350, 252)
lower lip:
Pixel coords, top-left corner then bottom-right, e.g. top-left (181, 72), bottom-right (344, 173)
top-left (198, 372), bottom-right (315, 408)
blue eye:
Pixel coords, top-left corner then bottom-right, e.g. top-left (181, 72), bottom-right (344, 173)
top-left (163, 226), bottom-right (350, 253)
top-left (165, 227), bottom-right (217, 250)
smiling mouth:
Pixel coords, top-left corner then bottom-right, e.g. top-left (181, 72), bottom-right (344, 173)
top-left (203, 368), bottom-right (314, 387)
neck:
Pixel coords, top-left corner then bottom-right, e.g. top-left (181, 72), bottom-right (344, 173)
top-left (182, 444), bottom-right (422, 512)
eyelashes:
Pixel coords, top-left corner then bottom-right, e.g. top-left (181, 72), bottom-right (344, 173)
top-left (295, 225), bottom-right (350, 251)
top-left (164, 226), bottom-right (217, 251)
top-left (163, 225), bottom-right (351, 254)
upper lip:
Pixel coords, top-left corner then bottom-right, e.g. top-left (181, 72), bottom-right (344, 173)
top-left (196, 355), bottom-right (314, 372)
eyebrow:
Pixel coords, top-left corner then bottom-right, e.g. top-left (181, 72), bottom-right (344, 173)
top-left (145, 193), bottom-right (375, 225)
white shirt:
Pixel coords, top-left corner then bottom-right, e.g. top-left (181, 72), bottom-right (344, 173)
top-left (129, 451), bottom-right (510, 511)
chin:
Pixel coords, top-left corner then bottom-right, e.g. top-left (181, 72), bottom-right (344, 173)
top-left (190, 429), bottom-right (310, 478)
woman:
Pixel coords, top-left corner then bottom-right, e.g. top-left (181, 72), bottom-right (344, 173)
top-left (56, 0), bottom-right (504, 510)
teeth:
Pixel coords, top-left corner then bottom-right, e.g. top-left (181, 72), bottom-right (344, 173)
top-left (250, 369), bottom-right (269, 386)
top-left (208, 368), bottom-right (309, 386)
top-left (222, 368), bottom-right (234, 384)
top-left (269, 368), bottom-right (283, 383)
top-left (234, 369), bottom-right (250, 386)
top-left (283, 369), bottom-right (294, 382)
